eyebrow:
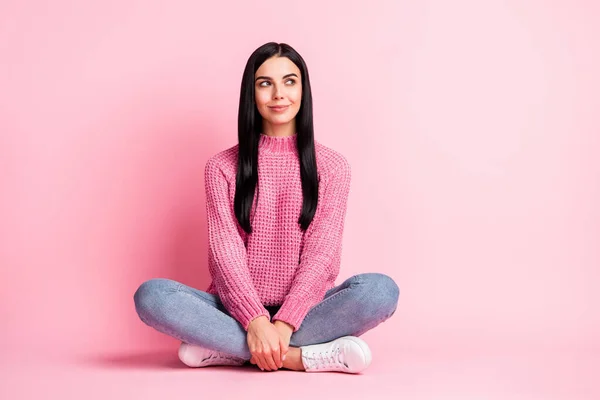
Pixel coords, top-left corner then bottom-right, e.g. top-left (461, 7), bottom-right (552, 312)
top-left (255, 73), bottom-right (299, 81)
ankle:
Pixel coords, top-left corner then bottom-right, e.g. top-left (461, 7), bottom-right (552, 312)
top-left (282, 347), bottom-right (305, 371)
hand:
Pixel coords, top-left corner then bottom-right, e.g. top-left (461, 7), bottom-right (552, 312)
top-left (247, 316), bottom-right (284, 371)
top-left (272, 320), bottom-right (293, 359)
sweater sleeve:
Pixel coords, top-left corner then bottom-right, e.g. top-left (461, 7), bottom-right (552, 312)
top-left (204, 158), bottom-right (271, 330)
top-left (272, 159), bottom-right (351, 331)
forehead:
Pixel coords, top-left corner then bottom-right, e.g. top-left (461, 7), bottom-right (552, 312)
top-left (255, 56), bottom-right (301, 78)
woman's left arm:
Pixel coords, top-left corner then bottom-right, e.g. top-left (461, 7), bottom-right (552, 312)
top-left (272, 159), bottom-right (351, 332)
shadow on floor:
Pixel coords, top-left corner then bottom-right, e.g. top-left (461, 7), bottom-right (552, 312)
top-left (73, 350), bottom-right (257, 371)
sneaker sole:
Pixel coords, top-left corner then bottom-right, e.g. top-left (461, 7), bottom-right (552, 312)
top-left (179, 343), bottom-right (246, 368)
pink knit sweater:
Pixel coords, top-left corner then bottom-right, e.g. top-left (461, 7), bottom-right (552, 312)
top-left (204, 133), bottom-right (351, 332)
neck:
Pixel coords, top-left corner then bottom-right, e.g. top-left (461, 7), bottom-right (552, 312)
top-left (261, 120), bottom-right (297, 138)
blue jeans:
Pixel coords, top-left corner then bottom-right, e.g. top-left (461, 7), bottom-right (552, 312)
top-left (133, 272), bottom-right (399, 360)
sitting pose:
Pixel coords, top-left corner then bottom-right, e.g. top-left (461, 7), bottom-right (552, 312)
top-left (133, 41), bottom-right (399, 374)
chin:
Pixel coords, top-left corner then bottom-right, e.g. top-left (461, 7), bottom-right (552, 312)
top-left (266, 117), bottom-right (294, 125)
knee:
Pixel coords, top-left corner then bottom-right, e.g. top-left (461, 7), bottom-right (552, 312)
top-left (133, 278), bottom-right (180, 320)
top-left (355, 272), bottom-right (400, 318)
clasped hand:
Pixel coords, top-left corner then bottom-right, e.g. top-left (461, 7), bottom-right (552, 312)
top-left (247, 316), bottom-right (293, 371)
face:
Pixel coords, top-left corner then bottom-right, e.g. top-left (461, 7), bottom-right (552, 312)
top-left (254, 56), bottom-right (302, 129)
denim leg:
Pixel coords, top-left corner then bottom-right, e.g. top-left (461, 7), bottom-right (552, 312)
top-left (289, 272), bottom-right (400, 347)
top-left (133, 278), bottom-right (252, 360)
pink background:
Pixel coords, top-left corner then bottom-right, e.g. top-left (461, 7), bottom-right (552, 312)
top-left (1, 0), bottom-right (598, 398)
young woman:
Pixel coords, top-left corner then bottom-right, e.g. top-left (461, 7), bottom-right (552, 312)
top-left (133, 42), bottom-right (399, 374)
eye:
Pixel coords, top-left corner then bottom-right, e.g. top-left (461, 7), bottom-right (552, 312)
top-left (258, 79), bottom-right (296, 87)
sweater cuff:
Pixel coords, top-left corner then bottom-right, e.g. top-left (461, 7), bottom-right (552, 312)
top-left (272, 296), bottom-right (313, 332)
top-left (233, 296), bottom-right (271, 331)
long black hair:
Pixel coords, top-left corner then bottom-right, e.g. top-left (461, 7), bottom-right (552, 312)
top-left (235, 42), bottom-right (318, 234)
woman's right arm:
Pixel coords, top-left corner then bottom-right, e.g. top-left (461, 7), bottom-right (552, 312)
top-left (205, 158), bottom-right (270, 327)
top-left (205, 158), bottom-right (282, 370)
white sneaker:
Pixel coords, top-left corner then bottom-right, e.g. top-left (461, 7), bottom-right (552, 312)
top-left (300, 336), bottom-right (372, 373)
top-left (178, 342), bottom-right (246, 368)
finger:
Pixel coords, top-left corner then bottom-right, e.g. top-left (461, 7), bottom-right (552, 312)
top-left (272, 345), bottom-right (282, 369)
top-left (255, 355), bottom-right (264, 370)
top-left (264, 353), bottom-right (277, 371)
top-left (248, 336), bottom-right (260, 368)
top-left (253, 355), bottom-right (263, 370)
top-left (250, 349), bottom-right (265, 370)
top-left (256, 352), bottom-right (268, 371)
top-left (264, 348), bottom-right (279, 371)
top-left (279, 336), bottom-right (289, 355)
top-left (279, 337), bottom-right (289, 361)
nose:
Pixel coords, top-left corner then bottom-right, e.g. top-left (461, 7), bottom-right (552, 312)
top-left (273, 84), bottom-right (283, 99)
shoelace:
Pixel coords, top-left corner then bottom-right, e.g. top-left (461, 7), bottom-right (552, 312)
top-left (203, 351), bottom-right (243, 363)
top-left (305, 346), bottom-right (346, 370)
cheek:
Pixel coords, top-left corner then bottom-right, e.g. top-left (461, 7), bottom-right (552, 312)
top-left (291, 87), bottom-right (302, 105)
top-left (255, 91), bottom-right (269, 108)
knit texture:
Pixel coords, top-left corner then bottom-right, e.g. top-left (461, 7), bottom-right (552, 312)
top-left (204, 133), bottom-right (351, 332)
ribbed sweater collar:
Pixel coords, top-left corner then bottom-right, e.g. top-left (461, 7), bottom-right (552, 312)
top-left (258, 133), bottom-right (298, 154)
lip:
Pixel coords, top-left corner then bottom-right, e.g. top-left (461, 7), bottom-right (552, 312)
top-left (268, 105), bottom-right (290, 112)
